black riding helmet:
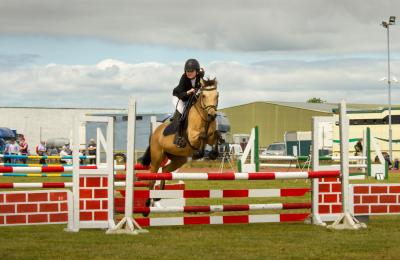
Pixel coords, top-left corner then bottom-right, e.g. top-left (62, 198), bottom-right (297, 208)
top-left (184, 59), bottom-right (200, 72)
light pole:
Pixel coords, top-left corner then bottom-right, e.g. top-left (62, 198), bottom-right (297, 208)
top-left (381, 16), bottom-right (396, 162)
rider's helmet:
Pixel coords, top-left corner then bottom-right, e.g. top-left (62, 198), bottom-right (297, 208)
top-left (184, 59), bottom-right (200, 72)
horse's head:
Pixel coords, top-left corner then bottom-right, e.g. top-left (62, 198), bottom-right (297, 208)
top-left (198, 78), bottom-right (219, 120)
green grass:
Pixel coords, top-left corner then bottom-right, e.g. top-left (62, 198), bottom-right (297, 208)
top-left (1, 172), bottom-right (400, 259)
top-left (1, 216), bottom-right (400, 259)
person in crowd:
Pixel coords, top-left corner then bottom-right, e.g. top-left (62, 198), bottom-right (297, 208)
top-left (36, 141), bottom-right (47, 164)
top-left (0, 138), bottom-right (6, 163)
top-left (59, 146), bottom-right (72, 165)
top-left (19, 138), bottom-right (29, 164)
top-left (4, 139), bottom-right (19, 164)
top-left (384, 153), bottom-right (393, 170)
top-left (354, 139), bottom-right (363, 156)
top-left (87, 138), bottom-right (96, 164)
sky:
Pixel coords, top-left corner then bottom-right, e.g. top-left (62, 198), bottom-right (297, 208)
top-left (0, 0), bottom-right (399, 113)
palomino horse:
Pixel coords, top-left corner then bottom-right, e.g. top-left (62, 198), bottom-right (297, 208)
top-left (141, 78), bottom-right (220, 193)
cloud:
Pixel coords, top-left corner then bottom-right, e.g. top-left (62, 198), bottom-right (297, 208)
top-left (0, 0), bottom-right (398, 52)
top-left (0, 58), bottom-right (399, 112)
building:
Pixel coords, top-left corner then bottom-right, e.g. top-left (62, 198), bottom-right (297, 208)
top-left (332, 107), bottom-right (400, 160)
top-left (219, 101), bottom-right (400, 159)
top-left (0, 107), bottom-right (165, 152)
top-left (219, 101), bottom-right (335, 148)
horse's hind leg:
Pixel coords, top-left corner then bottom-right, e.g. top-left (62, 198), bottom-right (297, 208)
top-left (162, 155), bottom-right (187, 172)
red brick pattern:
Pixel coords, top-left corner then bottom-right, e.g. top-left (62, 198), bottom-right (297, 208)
top-left (79, 177), bottom-right (108, 222)
top-left (318, 179), bottom-right (400, 217)
top-left (318, 177), bottom-right (342, 215)
top-left (353, 184), bottom-right (400, 215)
top-left (0, 190), bottom-right (69, 226)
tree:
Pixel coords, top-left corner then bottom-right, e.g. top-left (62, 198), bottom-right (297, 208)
top-left (307, 97), bottom-right (326, 103)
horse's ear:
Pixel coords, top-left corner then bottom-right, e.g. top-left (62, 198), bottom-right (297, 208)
top-left (213, 77), bottom-right (217, 86)
top-left (200, 78), bottom-right (205, 87)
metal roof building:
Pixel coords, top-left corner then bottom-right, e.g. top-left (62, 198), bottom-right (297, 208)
top-left (220, 101), bottom-right (400, 149)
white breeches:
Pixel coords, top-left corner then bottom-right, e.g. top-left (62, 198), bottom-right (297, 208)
top-left (172, 96), bottom-right (187, 114)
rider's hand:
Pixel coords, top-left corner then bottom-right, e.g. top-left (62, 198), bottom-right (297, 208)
top-left (187, 88), bottom-right (196, 95)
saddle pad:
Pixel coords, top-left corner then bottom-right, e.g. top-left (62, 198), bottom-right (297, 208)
top-left (163, 121), bottom-right (177, 136)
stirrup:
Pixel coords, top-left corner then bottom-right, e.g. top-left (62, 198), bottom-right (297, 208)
top-left (174, 135), bottom-right (186, 148)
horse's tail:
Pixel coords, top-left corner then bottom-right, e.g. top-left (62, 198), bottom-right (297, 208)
top-left (141, 146), bottom-right (151, 166)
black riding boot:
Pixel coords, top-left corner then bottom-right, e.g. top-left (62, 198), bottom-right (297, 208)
top-left (173, 114), bottom-right (187, 148)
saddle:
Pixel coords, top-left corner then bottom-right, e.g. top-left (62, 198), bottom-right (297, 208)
top-left (162, 110), bottom-right (188, 137)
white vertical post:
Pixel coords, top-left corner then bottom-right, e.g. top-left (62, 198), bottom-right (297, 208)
top-left (328, 100), bottom-right (367, 230)
top-left (96, 128), bottom-right (101, 166)
top-left (310, 117), bottom-right (325, 226)
top-left (340, 100), bottom-right (350, 214)
top-left (69, 115), bottom-right (81, 232)
top-left (106, 117), bottom-right (115, 229)
top-left (107, 96), bottom-right (147, 234)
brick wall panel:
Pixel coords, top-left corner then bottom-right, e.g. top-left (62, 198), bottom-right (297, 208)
top-left (80, 211), bottom-right (93, 221)
top-left (371, 205), bottom-right (388, 214)
top-left (86, 177), bottom-right (101, 187)
top-left (79, 189), bottom-right (93, 199)
top-left (102, 177), bottom-right (108, 187)
top-left (17, 204), bottom-right (38, 213)
top-left (389, 186), bottom-right (400, 193)
top-left (50, 213), bottom-right (68, 222)
top-left (318, 184), bottom-right (330, 193)
top-left (371, 186), bottom-right (388, 194)
top-left (94, 189), bottom-right (108, 199)
top-left (354, 205), bottom-right (369, 214)
top-left (28, 193), bottom-right (48, 202)
top-left (389, 205), bottom-right (400, 213)
top-left (324, 194), bottom-right (339, 203)
top-left (6, 193), bottom-right (26, 203)
top-left (0, 204), bottom-right (15, 213)
top-left (28, 214), bottom-right (49, 223)
top-left (86, 200), bottom-right (101, 210)
top-left (49, 192), bottom-right (68, 201)
top-left (102, 200), bottom-right (108, 209)
top-left (39, 203), bottom-right (59, 212)
top-left (354, 186), bottom-right (369, 194)
top-left (380, 195), bottom-right (397, 204)
top-left (362, 195), bottom-right (378, 204)
top-left (94, 211), bottom-right (108, 221)
top-left (6, 215), bottom-right (26, 224)
top-left (318, 205), bottom-right (331, 214)
top-left (80, 177), bottom-right (85, 187)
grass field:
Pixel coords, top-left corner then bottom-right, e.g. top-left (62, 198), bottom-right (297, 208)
top-left (1, 167), bottom-right (400, 259)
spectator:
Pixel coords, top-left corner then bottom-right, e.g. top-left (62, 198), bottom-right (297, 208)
top-left (60, 146), bottom-right (72, 165)
top-left (36, 141), bottom-right (47, 164)
top-left (87, 138), bottom-right (96, 165)
top-left (384, 153), bottom-right (392, 170)
top-left (0, 138), bottom-right (5, 162)
top-left (354, 140), bottom-right (363, 156)
top-left (65, 143), bottom-right (72, 155)
top-left (19, 138), bottom-right (29, 164)
top-left (5, 139), bottom-right (19, 164)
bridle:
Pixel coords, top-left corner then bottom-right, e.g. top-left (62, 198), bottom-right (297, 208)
top-left (196, 86), bottom-right (218, 122)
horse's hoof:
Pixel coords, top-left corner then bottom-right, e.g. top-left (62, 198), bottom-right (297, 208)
top-left (208, 150), bottom-right (219, 160)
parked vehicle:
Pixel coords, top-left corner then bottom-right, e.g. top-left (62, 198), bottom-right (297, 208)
top-left (262, 142), bottom-right (286, 156)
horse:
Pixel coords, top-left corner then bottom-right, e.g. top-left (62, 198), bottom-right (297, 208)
top-left (141, 78), bottom-right (220, 199)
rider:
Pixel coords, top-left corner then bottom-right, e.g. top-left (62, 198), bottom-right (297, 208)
top-left (172, 58), bottom-right (205, 148)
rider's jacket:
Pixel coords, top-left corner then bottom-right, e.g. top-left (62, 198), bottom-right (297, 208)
top-left (172, 74), bottom-right (201, 102)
